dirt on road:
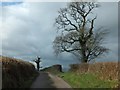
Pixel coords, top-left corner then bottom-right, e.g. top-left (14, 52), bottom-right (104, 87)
top-left (30, 72), bottom-right (72, 89)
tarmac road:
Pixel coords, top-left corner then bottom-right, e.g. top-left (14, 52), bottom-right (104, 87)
top-left (30, 72), bottom-right (72, 90)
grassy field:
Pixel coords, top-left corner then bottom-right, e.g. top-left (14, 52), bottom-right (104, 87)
top-left (1, 56), bottom-right (39, 88)
top-left (59, 72), bottom-right (118, 88)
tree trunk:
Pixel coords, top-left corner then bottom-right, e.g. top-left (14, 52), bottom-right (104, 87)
top-left (37, 63), bottom-right (40, 71)
top-left (81, 43), bottom-right (88, 63)
top-left (81, 53), bottom-right (87, 63)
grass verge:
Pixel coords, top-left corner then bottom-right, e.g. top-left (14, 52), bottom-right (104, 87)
top-left (59, 72), bottom-right (118, 88)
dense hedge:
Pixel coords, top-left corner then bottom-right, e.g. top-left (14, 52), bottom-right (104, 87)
top-left (70, 62), bottom-right (119, 81)
top-left (1, 56), bottom-right (38, 88)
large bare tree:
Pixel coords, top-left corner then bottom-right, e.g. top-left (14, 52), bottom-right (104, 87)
top-left (53, 2), bottom-right (109, 63)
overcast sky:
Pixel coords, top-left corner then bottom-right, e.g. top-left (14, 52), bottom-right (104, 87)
top-left (0, 1), bottom-right (118, 70)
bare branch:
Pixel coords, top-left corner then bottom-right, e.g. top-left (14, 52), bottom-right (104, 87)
top-left (53, 2), bottom-right (109, 63)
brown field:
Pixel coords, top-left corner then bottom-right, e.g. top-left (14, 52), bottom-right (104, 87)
top-left (1, 56), bottom-right (38, 88)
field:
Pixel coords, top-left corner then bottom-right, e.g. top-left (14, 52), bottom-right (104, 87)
top-left (1, 56), bottom-right (38, 88)
top-left (58, 62), bottom-right (119, 88)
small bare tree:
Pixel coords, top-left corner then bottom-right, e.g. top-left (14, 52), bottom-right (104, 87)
top-left (53, 2), bottom-right (109, 63)
top-left (33, 56), bottom-right (41, 71)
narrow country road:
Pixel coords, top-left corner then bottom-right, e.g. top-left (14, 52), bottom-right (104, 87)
top-left (30, 72), bottom-right (72, 89)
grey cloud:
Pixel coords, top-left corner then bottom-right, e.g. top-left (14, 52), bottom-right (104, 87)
top-left (1, 2), bottom-right (118, 70)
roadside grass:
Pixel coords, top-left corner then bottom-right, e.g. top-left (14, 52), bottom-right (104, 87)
top-left (59, 72), bottom-right (118, 88)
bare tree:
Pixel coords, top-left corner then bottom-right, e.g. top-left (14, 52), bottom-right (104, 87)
top-left (33, 56), bottom-right (41, 71)
top-left (53, 2), bottom-right (109, 63)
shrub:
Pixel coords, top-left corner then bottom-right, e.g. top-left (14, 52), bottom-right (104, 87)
top-left (70, 62), bottom-right (119, 81)
top-left (1, 56), bottom-right (38, 88)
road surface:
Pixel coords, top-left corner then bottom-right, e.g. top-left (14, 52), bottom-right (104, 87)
top-left (30, 72), bottom-right (72, 89)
